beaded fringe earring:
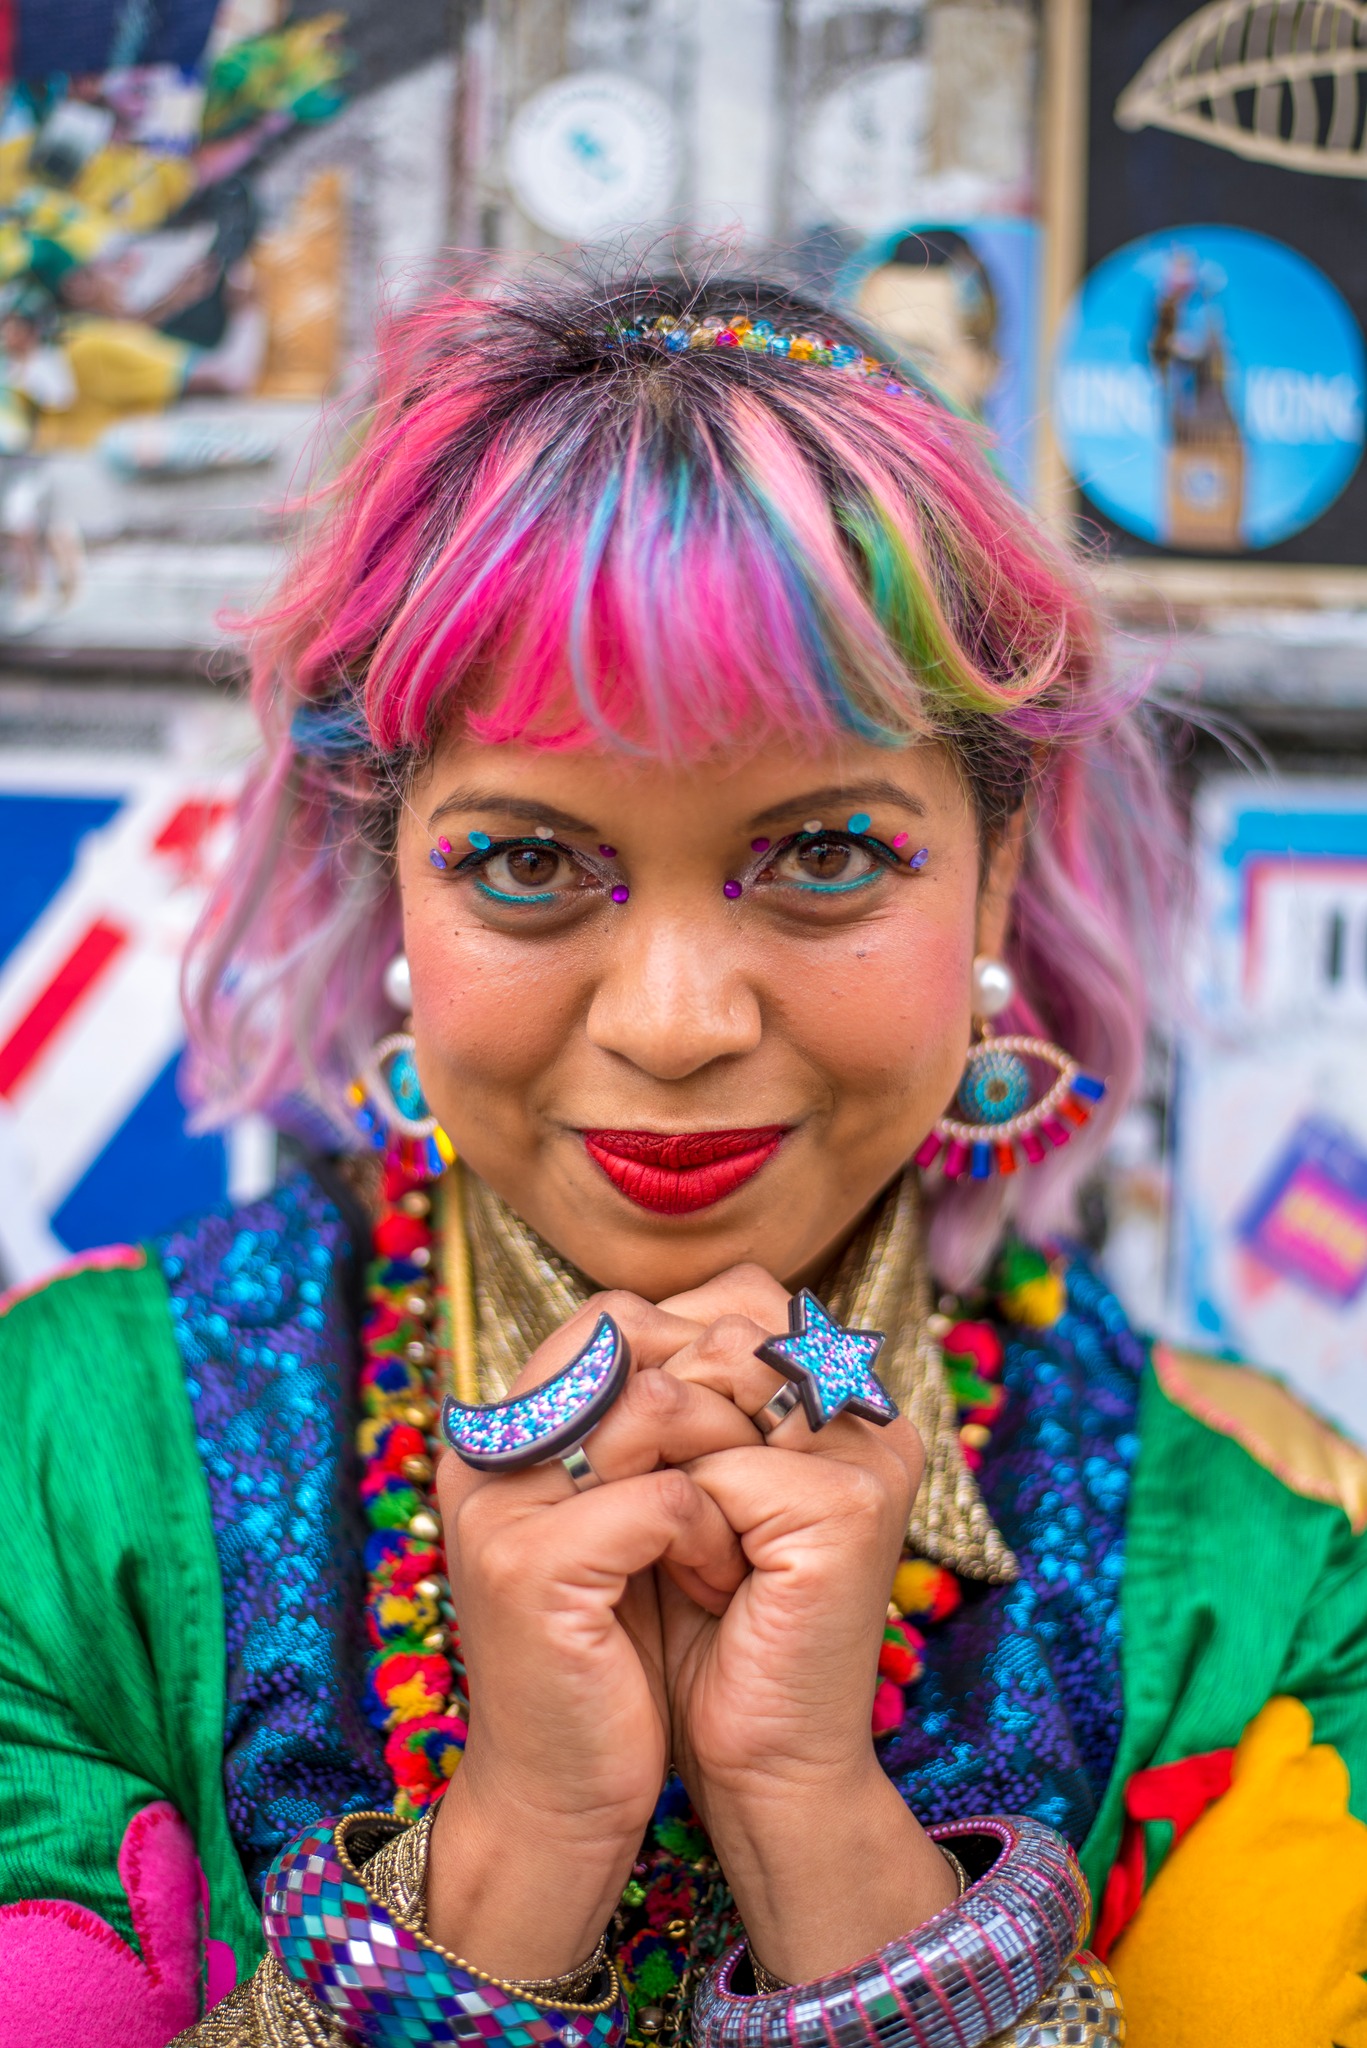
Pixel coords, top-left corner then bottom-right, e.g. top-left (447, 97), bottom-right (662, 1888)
top-left (348, 953), bottom-right (455, 1182)
top-left (915, 956), bottom-right (1106, 1184)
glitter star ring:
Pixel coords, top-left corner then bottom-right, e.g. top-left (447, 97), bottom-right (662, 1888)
top-left (752, 1289), bottom-right (897, 1433)
top-left (440, 1313), bottom-right (631, 1473)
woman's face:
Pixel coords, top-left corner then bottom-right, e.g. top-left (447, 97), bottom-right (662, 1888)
top-left (398, 731), bottom-right (1018, 1299)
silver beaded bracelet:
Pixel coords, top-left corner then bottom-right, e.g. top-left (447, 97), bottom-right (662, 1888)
top-left (692, 1816), bottom-right (1103, 2048)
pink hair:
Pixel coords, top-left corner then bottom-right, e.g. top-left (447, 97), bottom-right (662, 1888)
top-left (186, 267), bottom-right (1180, 1287)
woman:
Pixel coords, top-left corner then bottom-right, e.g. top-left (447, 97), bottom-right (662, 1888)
top-left (1, 272), bottom-right (1364, 2048)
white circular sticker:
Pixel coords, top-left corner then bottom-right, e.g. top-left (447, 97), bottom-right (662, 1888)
top-left (804, 60), bottom-right (932, 235)
top-left (507, 71), bottom-right (679, 240)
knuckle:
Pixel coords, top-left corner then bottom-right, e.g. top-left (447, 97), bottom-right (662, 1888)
top-left (697, 1312), bottom-right (762, 1362)
top-left (652, 1467), bottom-right (699, 1520)
top-left (585, 1289), bottom-right (649, 1329)
top-left (839, 1462), bottom-right (888, 1525)
top-left (715, 1265), bottom-right (789, 1318)
top-left (727, 1262), bottom-right (782, 1296)
top-left (477, 1524), bottom-right (530, 1597)
top-left (624, 1368), bottom-right (685, 1422)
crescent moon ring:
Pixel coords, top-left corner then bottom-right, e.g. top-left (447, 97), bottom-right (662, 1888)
top-left (439, 1313), bottom-right (631, 1473)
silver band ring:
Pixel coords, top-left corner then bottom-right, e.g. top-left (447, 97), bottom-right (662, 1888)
top-left (754, 1382), bottom-right (802, 1437)
top-left (560, 1443), bottom-right (603, 1491)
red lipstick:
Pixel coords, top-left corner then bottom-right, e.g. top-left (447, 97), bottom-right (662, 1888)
top-left (581, 1126), bottom-right (788, 1214)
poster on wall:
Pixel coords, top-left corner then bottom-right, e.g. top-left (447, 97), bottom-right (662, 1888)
top-left (1170, 775), bottom-right (1367, 1440)
top-left (0, 690), bottom-right (272, 1292)
top-left (1055, 0), bottom-right (1367, 564)
top-left (841, 220), bottom-right (1039, 500)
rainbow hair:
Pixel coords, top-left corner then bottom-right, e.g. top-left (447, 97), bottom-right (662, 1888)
top-left (186, 266), bottom-right (1179, 1286)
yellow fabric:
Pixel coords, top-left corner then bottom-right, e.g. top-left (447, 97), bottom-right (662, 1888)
top-left (1111, 1697), bottom-right (1367, 2045)
top-left (72, 146), bottom-right (196, 235)
top-left (253, 168), bottom-right (345, 397)
top-left (1155, 1345), bottom-right (1367, 1534)
top-left (32, 319), bottom-right (191, 448)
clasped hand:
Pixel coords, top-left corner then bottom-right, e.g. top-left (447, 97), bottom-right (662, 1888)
top-left (428, 1268), bottom-right (956, 1986)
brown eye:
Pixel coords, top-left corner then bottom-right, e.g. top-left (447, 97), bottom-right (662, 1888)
top-left (796, 837), bottom-right (853, 881)
top-left (504, 846), bottom-right (560, 888)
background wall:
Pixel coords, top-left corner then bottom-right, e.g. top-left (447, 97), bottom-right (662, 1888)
top-left (2, 0), bottom-right (1365, 1436)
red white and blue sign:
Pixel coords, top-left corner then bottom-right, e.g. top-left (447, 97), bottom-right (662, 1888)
top-left (0, 739), bottom-right (270, 1287)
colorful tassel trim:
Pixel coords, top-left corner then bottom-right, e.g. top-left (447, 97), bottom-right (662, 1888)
top-left (917, 1070), bottom-right (1106, 1182)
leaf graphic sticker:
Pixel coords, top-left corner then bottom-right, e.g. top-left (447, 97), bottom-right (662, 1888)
top-left (1117, 0), bottom-right (1367, 177)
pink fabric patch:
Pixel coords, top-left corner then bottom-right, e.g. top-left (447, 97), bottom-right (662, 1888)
top-left (0, 1243), bottom-right (144, 1321)
top-left (0, 1801), bottom-right (238, 2045)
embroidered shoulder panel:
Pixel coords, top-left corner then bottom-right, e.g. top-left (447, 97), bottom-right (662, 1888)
top-left (158, 1172), bottom-right (389, 1898)
top-left (1154, 1344), bottom-right (1367, 1534)
top-left (880, 1255), bottom-right (1145, 1848)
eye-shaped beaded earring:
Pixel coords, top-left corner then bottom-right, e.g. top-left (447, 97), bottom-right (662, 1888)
top-left (915, 955), bottom-right (1106, 1183)
top-left (348, 952), bottom-right (455, 1182)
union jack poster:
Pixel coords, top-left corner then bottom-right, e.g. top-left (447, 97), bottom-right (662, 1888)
top-left (0, 691), bottom-right (272, 1290)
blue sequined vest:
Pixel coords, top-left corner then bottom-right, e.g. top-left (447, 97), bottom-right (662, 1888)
top-left (158, 1171), bottom-right (1143, 1896)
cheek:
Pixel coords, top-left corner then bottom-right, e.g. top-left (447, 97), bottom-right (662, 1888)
top-left (403, 901), bottom-right (583, 1092)
top-left (779, 912), bottom-right (973, 1107)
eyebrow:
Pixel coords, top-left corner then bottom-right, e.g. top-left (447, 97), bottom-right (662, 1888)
top-left (426, 789), bottom-right (599, 835)
top-left (747, 781), bottom-right (928, 830)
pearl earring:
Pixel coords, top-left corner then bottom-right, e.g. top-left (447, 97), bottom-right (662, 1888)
top-left (970, 954), bottom-right (1014, 1019)
top-left (383, 952), bottom-right (412, 1012)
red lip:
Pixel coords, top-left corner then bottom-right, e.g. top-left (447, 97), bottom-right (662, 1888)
top-left (581, 1126), bottom-right (789, 1214)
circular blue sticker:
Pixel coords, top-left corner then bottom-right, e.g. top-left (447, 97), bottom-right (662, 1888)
top-left (1053, 226), bottom-right (1365, 551)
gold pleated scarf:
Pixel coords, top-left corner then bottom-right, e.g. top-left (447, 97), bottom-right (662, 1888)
top-left (437, 1164), bottom-right (1016, 1585)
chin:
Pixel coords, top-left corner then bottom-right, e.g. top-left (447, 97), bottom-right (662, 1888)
top-left (556, 1206), bottom-right (777, 1298)
top-left (530, 1160), bottom-right (824, 1300)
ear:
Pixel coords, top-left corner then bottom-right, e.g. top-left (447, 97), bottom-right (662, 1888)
top-left (975, 808), bottom-right (1025, 959)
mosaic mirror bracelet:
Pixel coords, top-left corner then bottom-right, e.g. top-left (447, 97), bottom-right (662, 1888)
top-left (691, 1817), bottom-right (1092, 2048)
top-left (263, 1813), bottom-right (626, 2048)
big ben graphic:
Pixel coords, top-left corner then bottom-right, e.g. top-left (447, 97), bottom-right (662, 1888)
top-left (1149, 252), bottom-right (1246, 553)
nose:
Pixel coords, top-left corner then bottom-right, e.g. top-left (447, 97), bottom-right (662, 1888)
top-left (585, 911), bottom-right (763, 1080)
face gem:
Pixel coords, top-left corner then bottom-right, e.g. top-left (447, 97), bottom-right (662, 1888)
top-left (610, 884), bottom-right (630, 904)
top-left (907, 847), bottom-right (929, 870)
top-left (722, 879), bottom-right (743, 899)
top-left (754, 1290), bottom-right (897, 1430)
top-left (441, 1313), bottom-right (629, 1469)
top-left (846, 811), bottom-right (872, 834)
top-left (428, 850), bottom-right (448, 870)
top-left (751, 837), bottom-right (771, 853)
top-left (892, 832), bottom-right (910, 849)
top-left (598, 845), bottom-right (617, 857)
top-left (534, 825), bottom-right (555, 839)
top-left (802, 818), bottom-right (823, 834)
top-left (468, 830), bottom-right (492, 850)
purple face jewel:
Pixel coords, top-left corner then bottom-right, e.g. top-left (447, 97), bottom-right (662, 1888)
top-left (440, 1313), bottom-right (630, 1470)
top-left (723, 879), bottom-right (743, 899)
top-left (751, 837), bottom-right (771, 853)
top-left (754, 1289), bottom-right (896, 1430)
top-left (908, 846), bottom-right (929, 870)
top-left (610, 884), bottom-right (630, 904)
top-left (429, 850), bottom-right (448, 870)
top-left (599, 844), bottom-right (617, 857)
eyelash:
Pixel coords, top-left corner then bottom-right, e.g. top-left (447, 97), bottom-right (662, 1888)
top-left (752, 830), bottom-right (907, 895)
top-left (445, 829), bottom-right (914, 909)
top-left (453, 837), bottom-right (606, 908)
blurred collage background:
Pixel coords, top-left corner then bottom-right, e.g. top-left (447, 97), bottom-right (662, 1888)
top-left (3, 0), bottom-right (1366, 1438)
